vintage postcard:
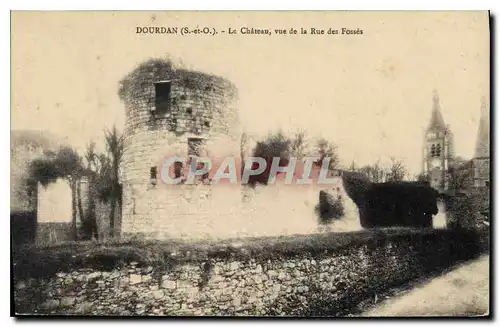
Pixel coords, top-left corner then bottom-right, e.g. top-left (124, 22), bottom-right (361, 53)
top-left (11, 11), bottom-right (490, 317)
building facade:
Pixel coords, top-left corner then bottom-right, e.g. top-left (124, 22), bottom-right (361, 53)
top-left (422, 91), bottom-right (454, 193)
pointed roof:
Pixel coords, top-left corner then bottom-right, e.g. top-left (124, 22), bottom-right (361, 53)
top-left (427, 90), bottom-right (447, 131)
top-left (474, 97), bottom-right (490, 158)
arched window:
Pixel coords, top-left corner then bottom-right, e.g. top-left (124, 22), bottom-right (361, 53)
top-left (436, 144), bottom-right (441, 157)
top-left (430, 144), bottom-right (436, 157)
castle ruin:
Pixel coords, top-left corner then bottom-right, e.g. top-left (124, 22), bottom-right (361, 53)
top-left (119, 58), bottom-right (243, 240)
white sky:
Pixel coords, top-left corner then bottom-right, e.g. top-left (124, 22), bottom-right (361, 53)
top-left (11, 11), bottom-right (490, 177)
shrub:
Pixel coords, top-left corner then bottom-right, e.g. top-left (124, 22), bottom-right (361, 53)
top-left (445, 191), bottom-right (489, 230)
top-left (315, 190), bottom-right (345, 225)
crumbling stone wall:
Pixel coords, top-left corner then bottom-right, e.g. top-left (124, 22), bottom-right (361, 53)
top-left (119, 58), bottom-right (241, 238)
top-left (13, 230), bottom-right (488, 316)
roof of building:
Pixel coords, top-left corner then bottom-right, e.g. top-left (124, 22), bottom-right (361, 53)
top-left (427, 90), bottom-right (447, 131)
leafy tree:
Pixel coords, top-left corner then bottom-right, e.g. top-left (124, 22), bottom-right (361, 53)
top-left (248, 130), bottom-right (340, 186)
top-left (445, 157), bottom-right (487, 230)
top-left (102, 126), bottom-right (125, 238)
top-left (81, 141), bottom-right (100, 240)
top-left (314, 137), bottom-right (339, 170)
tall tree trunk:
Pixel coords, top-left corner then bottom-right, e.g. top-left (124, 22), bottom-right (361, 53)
top-left (109, 157), bottom-right (119, 238)
top-left (88, 180), bottom-right (99, 240)
top-left (70, 179), bottom-right (78, 241)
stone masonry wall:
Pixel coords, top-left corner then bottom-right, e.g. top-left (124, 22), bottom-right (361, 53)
top-left (13, 230), bottom-right (488, 316)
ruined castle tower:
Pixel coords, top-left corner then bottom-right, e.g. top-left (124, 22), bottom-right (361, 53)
top-left (119, 58), bottom-right (241, 239)
top-left (422, 91), bottom-right (454, 193)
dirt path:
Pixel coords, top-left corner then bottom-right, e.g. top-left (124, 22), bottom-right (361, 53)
top-left (357, 255), bottom-right (490, 317)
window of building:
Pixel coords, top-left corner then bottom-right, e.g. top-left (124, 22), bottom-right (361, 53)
top-left (485, 181), bottom-right (490, 188)
top-left (430, 144), bottom-right (436, 157)
top-left (430, 143), bottom-right (442, 158)
top-left (154, 81), bottom-right (172, 114)
top-left (150, 166), bottom-right (158, 185)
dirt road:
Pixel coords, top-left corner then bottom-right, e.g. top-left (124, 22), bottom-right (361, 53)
top-left (358, 254), bottom-right (490, 317)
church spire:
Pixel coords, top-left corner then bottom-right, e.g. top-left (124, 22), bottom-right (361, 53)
top-left (474, 96), bottom-right (490, 158)
top-left (427, 89), bottom-right (446, 131)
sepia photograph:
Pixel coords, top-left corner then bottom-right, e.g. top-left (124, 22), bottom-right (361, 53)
top-left (10, 10), bottom-right (491, 318)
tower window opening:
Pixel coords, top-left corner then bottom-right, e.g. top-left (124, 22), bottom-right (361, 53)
top-left (436, 144), bottom-right (442, 157)
top-left (430, 144), bottom-right (436, 157)
top-left (430, 143), bottom-right (441, 158)
top-left (150, 166), bottom-right (158, 185)
top-left (154, 81), bottom-right (172, 114)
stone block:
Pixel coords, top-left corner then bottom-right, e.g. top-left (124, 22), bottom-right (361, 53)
top-left (40, 299), bottom-right (60, 311)
top-left (60, 297), bottom-right (76, 308)
top-left (153, 290), bottom-right (165, 299)
top-left (129, 274), bottom-right (142, 285)
top-left (161, 279), bottom-right (176, 290)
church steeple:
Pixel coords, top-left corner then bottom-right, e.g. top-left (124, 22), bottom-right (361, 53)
top-left (427, 90), bottom-right (447, 131)
top-left (474, 96), bottom-right (490, 159)
top-left (422, 90), bottom-right (453, 193)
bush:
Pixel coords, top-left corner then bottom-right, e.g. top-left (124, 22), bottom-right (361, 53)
top-left (446, 192), bottom-right (489, 230)
top-left (316, 190), bottom-right (345, 225)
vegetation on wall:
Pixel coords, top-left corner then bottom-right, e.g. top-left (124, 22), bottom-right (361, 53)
top-left (117, 57), bottom-right (238, 106)
top-left (26, 126), bottom-right (125, 241)
top-left (28, 147), bottom-right (86, 240)
top-left (12, 228), bottom-right (488, 282)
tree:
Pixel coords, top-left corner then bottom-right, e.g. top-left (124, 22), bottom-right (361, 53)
top-left (447, 157), bottom-right (473, 192)
top-left (314, 137), bottom-right (339, 170)
top-left (415, 172), bottom-right (430, 184)
top-left (81, 141), bottom-right (100, 240)
top-left (103, 126), bottom-right (125, 238)
top-left (358, 161), bottom-right (387, 183)
top-left (290, 129), bottom-right (309, 160)
top-left (386, 157), bottom-right (407, 182)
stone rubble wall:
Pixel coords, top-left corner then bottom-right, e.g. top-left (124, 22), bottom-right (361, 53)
top-left (14, 232), bottom-right (487, 316)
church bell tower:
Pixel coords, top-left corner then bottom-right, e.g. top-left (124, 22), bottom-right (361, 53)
top-left (422, 90), bottom-right (454, 193)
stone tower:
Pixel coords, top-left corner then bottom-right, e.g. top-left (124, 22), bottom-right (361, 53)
top-left (119, 58), bottom-right (241, 239)
top-left (472, 97), bottom-right (490, 188)
top-left (422, 90), bottom-right (454, 193)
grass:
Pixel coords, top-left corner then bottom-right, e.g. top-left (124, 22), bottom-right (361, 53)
top-left (12, 228), bottom-right (489, 280)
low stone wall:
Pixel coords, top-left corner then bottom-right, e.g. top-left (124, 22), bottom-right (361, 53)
top-left (13, 229), bottom-right (488, 316)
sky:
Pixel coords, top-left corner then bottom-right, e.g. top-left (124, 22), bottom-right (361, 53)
top-left (11, 11), bottom-right (490, 177)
